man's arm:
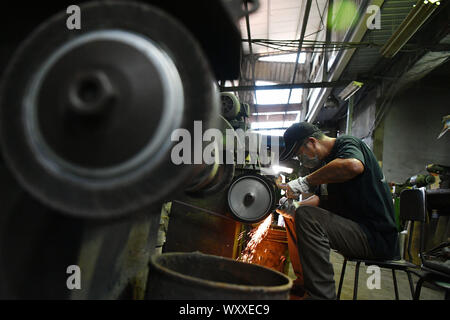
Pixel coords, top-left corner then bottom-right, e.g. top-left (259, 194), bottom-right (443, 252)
top-left (306, 158), bottom-right (364, 186)
top-left (284, 158), bottom-right (364, 197)
top-left (300, 194), bottom-right (320, 206)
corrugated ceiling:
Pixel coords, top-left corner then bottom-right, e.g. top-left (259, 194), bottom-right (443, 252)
top-left (238, 0), bottom-right (431, 128)
top-left (340, 0), bottom-right (417, 79)
top-left (240, 0), bottom-right (328, 54)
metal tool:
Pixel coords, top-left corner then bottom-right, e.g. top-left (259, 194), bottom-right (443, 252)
top-left (427, 164), bottom-right (450, 189)
top-left (277, 197), bottom-right (299, 214)
top-left (393, 174), bottom-right (436, 196)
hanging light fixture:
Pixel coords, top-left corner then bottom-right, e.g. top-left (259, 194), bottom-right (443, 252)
top-left (380, 0), bottom-right (440, 58)
top-left (337, 81), bottom-right (364, 101)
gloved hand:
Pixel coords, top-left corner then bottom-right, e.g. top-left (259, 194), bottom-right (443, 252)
top-left (276, 197), bottom-right (300, 219)
top-left (275, 175), bottom-right (300, 199)
top-left (287, 176), bottom-right (311, 194)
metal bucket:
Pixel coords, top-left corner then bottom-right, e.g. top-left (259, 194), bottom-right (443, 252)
top-left (145, 252), bottom-right (292, 299)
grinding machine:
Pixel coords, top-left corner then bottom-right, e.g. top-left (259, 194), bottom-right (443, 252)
top-left (0, 0), bottom-right (286, 299)
top-left (0, 0), bottom-right (288, 299)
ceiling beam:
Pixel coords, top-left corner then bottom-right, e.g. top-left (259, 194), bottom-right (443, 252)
top-left (252, 104), bottom-right (302, 113)
top-left (249, 113), bottom-right (298, 123)
top-left (220, 80), bottom-right (349, 92)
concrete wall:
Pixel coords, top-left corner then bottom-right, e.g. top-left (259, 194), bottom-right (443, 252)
top-left (350, 89), bottom-right (377, 149)
top-left (382, 85), bottom-right (450, 183)
top-left (335, 89), bottom-right (377, 149)
top-left (340, 75), bottom-right (450, 185)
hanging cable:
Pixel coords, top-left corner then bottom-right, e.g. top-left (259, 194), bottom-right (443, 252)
top-left (283, 0), bottom-right (313, 128)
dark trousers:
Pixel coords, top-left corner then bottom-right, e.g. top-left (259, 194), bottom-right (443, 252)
top-left (285, 205), bottom-right (374, 300)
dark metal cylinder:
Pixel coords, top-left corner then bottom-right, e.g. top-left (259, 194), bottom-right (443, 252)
top-left (145, 252), bottom-right (292, 300)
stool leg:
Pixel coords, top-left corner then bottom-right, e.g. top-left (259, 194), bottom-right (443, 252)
top-left (392, 269), bottom-right (399, 300)
top-left (337, 259), bottom-right (347, 300)
top-left (414, 276), bottom-right (426, 300)
top-left (353, 261), bottom-right (361, 300)
top-left (406, 271), bottom-right (415, 299)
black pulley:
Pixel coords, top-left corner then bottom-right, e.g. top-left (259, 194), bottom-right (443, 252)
top-left (0, 1), bottom-right (220, 218)
top-left (220, 92), bottom-right (240, 120)
top-left (227, 174), bottom-right (276, 223)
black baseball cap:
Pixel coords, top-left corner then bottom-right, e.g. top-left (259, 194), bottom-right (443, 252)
top-left (279, 122), bottom-right (320, 161)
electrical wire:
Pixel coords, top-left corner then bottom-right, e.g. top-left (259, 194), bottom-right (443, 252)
top-left (244, 38), bottom-right (427, 55)
top-left (245, 38), bottom-right (380, 48)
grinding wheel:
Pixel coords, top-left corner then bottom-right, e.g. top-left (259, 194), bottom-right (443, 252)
top-left (0, 1), bottom-right (220, 218)
top-left (227, 174), bottom-right (276, 223)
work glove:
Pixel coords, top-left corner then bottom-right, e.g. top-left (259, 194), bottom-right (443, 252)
top-left (275, 175), bottom-right (302, 199)
top-left (287, 176), bottom-right (311, 194)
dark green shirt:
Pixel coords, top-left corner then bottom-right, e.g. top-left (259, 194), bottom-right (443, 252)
top-left (323, 135), bottom-right (399, 259)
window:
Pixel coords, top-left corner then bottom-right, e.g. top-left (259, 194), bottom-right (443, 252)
top-left (255, 81), bottom-right (303, 105)
top-left (258, 53), bottom-right (307, 64)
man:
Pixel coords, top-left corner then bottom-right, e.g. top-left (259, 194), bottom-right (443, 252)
top-left (276, 122), bottom-right (399, 300)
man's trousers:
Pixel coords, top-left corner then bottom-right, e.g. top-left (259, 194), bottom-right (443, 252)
top-left (284, 205), bottom-right (374, 300)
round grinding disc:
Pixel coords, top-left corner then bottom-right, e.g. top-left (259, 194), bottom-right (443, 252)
top-left (227, 174), bottom-right (275, 223)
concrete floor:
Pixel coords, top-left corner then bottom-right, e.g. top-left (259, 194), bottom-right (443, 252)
top-left (288, 250), bottom-right (446, 300)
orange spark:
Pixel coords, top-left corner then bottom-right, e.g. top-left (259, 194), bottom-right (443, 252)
top-left (238, 214), bottom-right (273, 263)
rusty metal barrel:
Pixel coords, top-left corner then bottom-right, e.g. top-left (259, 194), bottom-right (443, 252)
top-left (145, 252), bottom-right (292, 299)
top-left (252, 226), bottom-right (289, 274)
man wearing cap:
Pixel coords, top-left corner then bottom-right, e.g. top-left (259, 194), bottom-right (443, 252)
top-left (276, 122), bottom-right (399, 300)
